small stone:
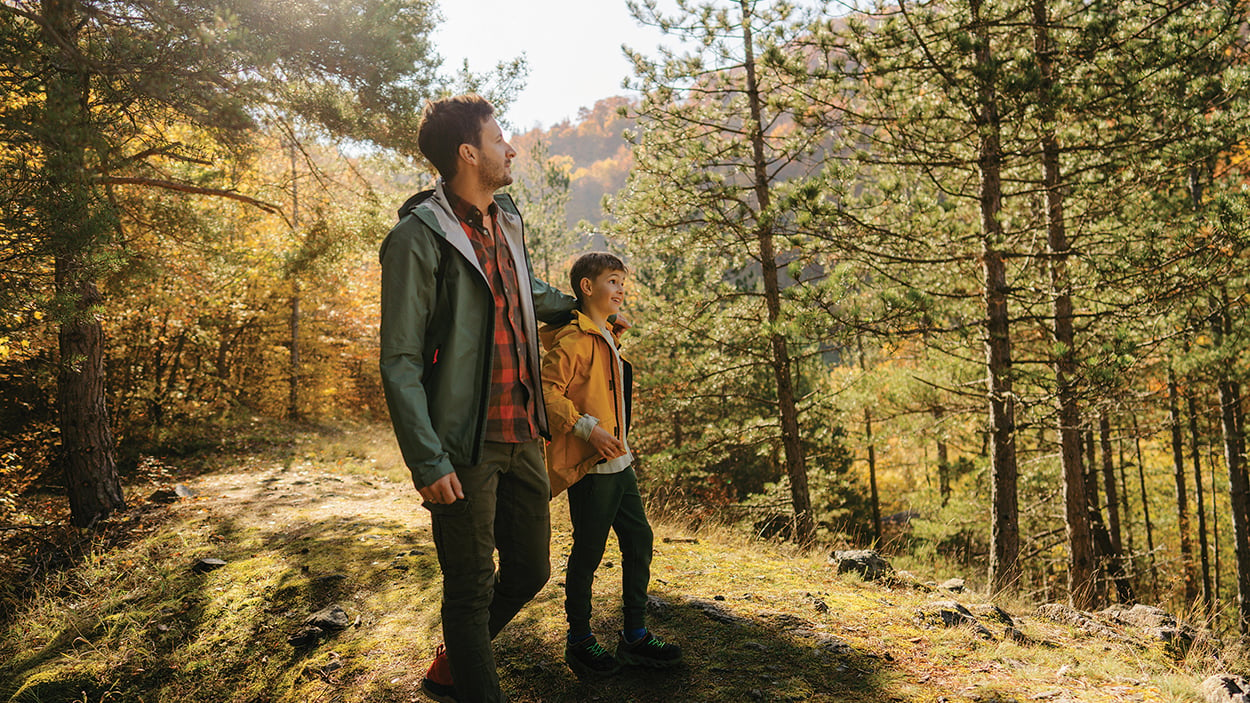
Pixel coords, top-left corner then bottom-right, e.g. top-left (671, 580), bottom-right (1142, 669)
top-left (1203, 674), bottom-right (1250, 703)
top-left (148, 489), bottom-right (179, 504)
top-left (828, 549), bottom-right (894, 582)
top-left (289, 625), bottom-right (323, 647)
top-left (191, 558), bottom-right (227, 574)
top-left (306, 605), bottom-right (351, 631)
top-left (174, 484), bottom-right (196, 498)
top-left (939, 578), bottom-right (966, 593)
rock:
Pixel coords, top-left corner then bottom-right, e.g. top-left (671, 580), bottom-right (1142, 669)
top-left (968, 603), bottom-right (1015, 627)
top-left (288, 625), bottom-right (323, 647)
top-left (1005, 627), bottom-right (1031, 645)
top-left (174, 483), bottom-right (196, 498)
top-left (646, 594), bottom-right (670, 618)
top-left (685, 597), bottom-right (751, 627)
top-left (1035, 603), bottom-right (1118, 639)
top-left (191, 558), bottom-right (227, 573)
top-left (814, 634), bottom-right (853, 657)
top-left (915, 601), bottom-right (994, 639)
top-left (306, 604), bottom-right (350, 631)
top-left (1203, 674), bottom-right (1250, 703)
top-left (1099, 604), bottom-right (1199, 655)
top-left (828, 549), bottom-right (894, 582)
top-left (148, 489), bottom-right (180, 504)
top-left (939, 578), bottom-right (966, 593)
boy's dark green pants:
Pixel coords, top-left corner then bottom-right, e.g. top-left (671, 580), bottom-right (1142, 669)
top-left (564, 467), bottom-right (654, 635)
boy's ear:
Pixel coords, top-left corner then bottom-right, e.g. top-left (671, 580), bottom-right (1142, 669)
top-left (578, 276), bottom-right (594, 299)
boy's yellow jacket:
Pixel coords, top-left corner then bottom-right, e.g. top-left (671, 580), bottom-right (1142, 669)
top-left (540, 310), bottom-right (633, 497)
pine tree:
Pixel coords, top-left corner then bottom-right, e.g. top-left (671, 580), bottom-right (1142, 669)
top-left (1, 0), bottom-right (446, 527)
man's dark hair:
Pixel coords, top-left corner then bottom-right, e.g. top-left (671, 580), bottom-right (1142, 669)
top-left (417, 94), bottom-right (495, 181)
top-left (570, 252), bottom-right (628, 305)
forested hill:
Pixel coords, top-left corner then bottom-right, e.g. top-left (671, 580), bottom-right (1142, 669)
top-left (0, 421), bottom-right (1236, 703)
top-left (510, 96), bottom-right (637, 228)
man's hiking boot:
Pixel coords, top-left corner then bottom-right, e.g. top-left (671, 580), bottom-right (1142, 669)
top-left (564, 635), bottom-right (622, 678)
top-left (616, 631), bottom-right (683, 668)
top-left (420, 644), bottom-right (458, 703)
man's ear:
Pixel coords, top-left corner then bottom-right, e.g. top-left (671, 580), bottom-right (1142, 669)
top-left (458, 142), bottom-right (478, 168)
top-left (578, 276), bottom-right (594, 299)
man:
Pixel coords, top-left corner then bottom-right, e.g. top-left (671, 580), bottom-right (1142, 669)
top-left (379, 94), bottom-right (578, 703)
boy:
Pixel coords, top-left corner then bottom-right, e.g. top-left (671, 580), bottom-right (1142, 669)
top-left (540, 252), bottom-right (683, 679)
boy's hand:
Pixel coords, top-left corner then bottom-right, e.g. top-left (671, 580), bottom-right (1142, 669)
top-left (588, 425), bottom-right (627, 460)
top-left (419, 472), bottom-right (465, 504)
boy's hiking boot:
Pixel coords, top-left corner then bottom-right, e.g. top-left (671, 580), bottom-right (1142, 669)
top-left (565, 635), bottom-right (622, 678)
top-left (616, 631), bottom-right (683, 669)
top-left (420, 644), bottom-right (458, 703)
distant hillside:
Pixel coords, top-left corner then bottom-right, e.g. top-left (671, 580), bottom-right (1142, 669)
top-left (512, 96), bottom-right (637, 228)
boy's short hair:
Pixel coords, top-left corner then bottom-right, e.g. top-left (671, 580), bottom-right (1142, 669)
top-left (417, 94), bottom-right (495, 181)
top-left (570, 252), bottom-right (628, 305)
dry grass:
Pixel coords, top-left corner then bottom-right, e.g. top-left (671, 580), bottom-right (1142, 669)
top-left (0, 422), bottom-right (1233, 702)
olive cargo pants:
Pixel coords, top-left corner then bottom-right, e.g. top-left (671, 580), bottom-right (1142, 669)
top-left (425, 439), bottom-right (551, 703)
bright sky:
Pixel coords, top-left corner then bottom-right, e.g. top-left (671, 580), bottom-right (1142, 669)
top-left (435, 0), bottom-right (676, 131)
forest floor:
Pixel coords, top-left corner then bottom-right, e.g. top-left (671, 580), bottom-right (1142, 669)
top-left (0, 419), bottom-right (1240, 703)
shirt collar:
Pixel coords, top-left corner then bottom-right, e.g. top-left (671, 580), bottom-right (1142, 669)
top-left (446, 188), bottom-right (498, 234)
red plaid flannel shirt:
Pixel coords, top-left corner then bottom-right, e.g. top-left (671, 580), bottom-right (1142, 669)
top-left (449, 191), bottom-right (538, 443)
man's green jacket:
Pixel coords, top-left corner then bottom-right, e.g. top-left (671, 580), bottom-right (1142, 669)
top-left (379, 182), bottom-right (576, 490)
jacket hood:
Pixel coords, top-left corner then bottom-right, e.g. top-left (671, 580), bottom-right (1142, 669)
top-left (539, 310), bottom-right (622, 352)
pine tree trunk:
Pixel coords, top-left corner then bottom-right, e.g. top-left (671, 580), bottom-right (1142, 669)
top-left (1217, 369), bottom-right (1250, 632)
top-left (288, 140), bottom-right (301, 421)
top-left (289, 283), bottom-right (301, 420)
top-left (43, 0), bottom-right (125, 528)
top-left (1189, 391), bottom-right (1215, 611)
top-left (975, 0), bottom-right (1019, 594)
top-left (1085, 426), bottom-right (1111, 605)
top-left (1032, 0), bottom-right (1090, 606)
top-left (935, 406), bottom-right (951, 508)
top-left (1100, 414), bottom-right (1132, 602)
top-left (1168, 371), bottom-right (1198, 603)
top-left (1131, 415), bottom-right (1159, 599)
top-left (866, 408), bottom-right (881, 544)
top-left (739, 0), bottom-right (812, 544)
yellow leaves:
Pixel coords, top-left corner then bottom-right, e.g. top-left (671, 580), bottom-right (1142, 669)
top-left (0, 336), bottom-right (33, 361)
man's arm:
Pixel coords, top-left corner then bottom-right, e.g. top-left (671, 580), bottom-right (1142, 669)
top-left (529, 270), bottom-right (577, 325)
top-left (379, 224), bottom-right (458, 497)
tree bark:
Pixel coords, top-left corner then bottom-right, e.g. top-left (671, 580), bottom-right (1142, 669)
top-left (1215, 331), bottom-right (1250, 633)
top-left (43, 0), bottom-right (125, 528)
top-left (1131, 415), bottom-right (1158, 599)
top-left (740, 0), bottom-right (812, 545)
top-left (1189, 392), bottom-right (1215, 612)
top-left (935, 405), bottom-right (951, 507)
top-left (1099, 414), bottom-right (1133, 603)
top-left (1168, 370), bottom-right (1198, 603)
top-left (1032, 0), bottom-right (1088, 605)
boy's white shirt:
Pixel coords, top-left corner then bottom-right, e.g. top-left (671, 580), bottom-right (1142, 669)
top-left (570, 321), bottom-right (632, 475)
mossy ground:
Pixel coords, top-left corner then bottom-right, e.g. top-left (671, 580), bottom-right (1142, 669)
top-left (0, 422), bottom-right (1234, 702)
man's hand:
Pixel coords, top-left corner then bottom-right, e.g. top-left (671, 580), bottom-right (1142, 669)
top-left (419, 471), bottom-right (465, 504)
top-left (588, 425), bottom-right (627, 461)
top-left (609, 312), bottom-right (632, 334)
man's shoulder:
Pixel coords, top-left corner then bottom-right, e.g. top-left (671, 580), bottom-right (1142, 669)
top-left (397, 188), bottom-right (437, 219)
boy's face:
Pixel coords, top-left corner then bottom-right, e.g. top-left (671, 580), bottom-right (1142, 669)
top-left (581, 268), bottom-right (626, 315)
